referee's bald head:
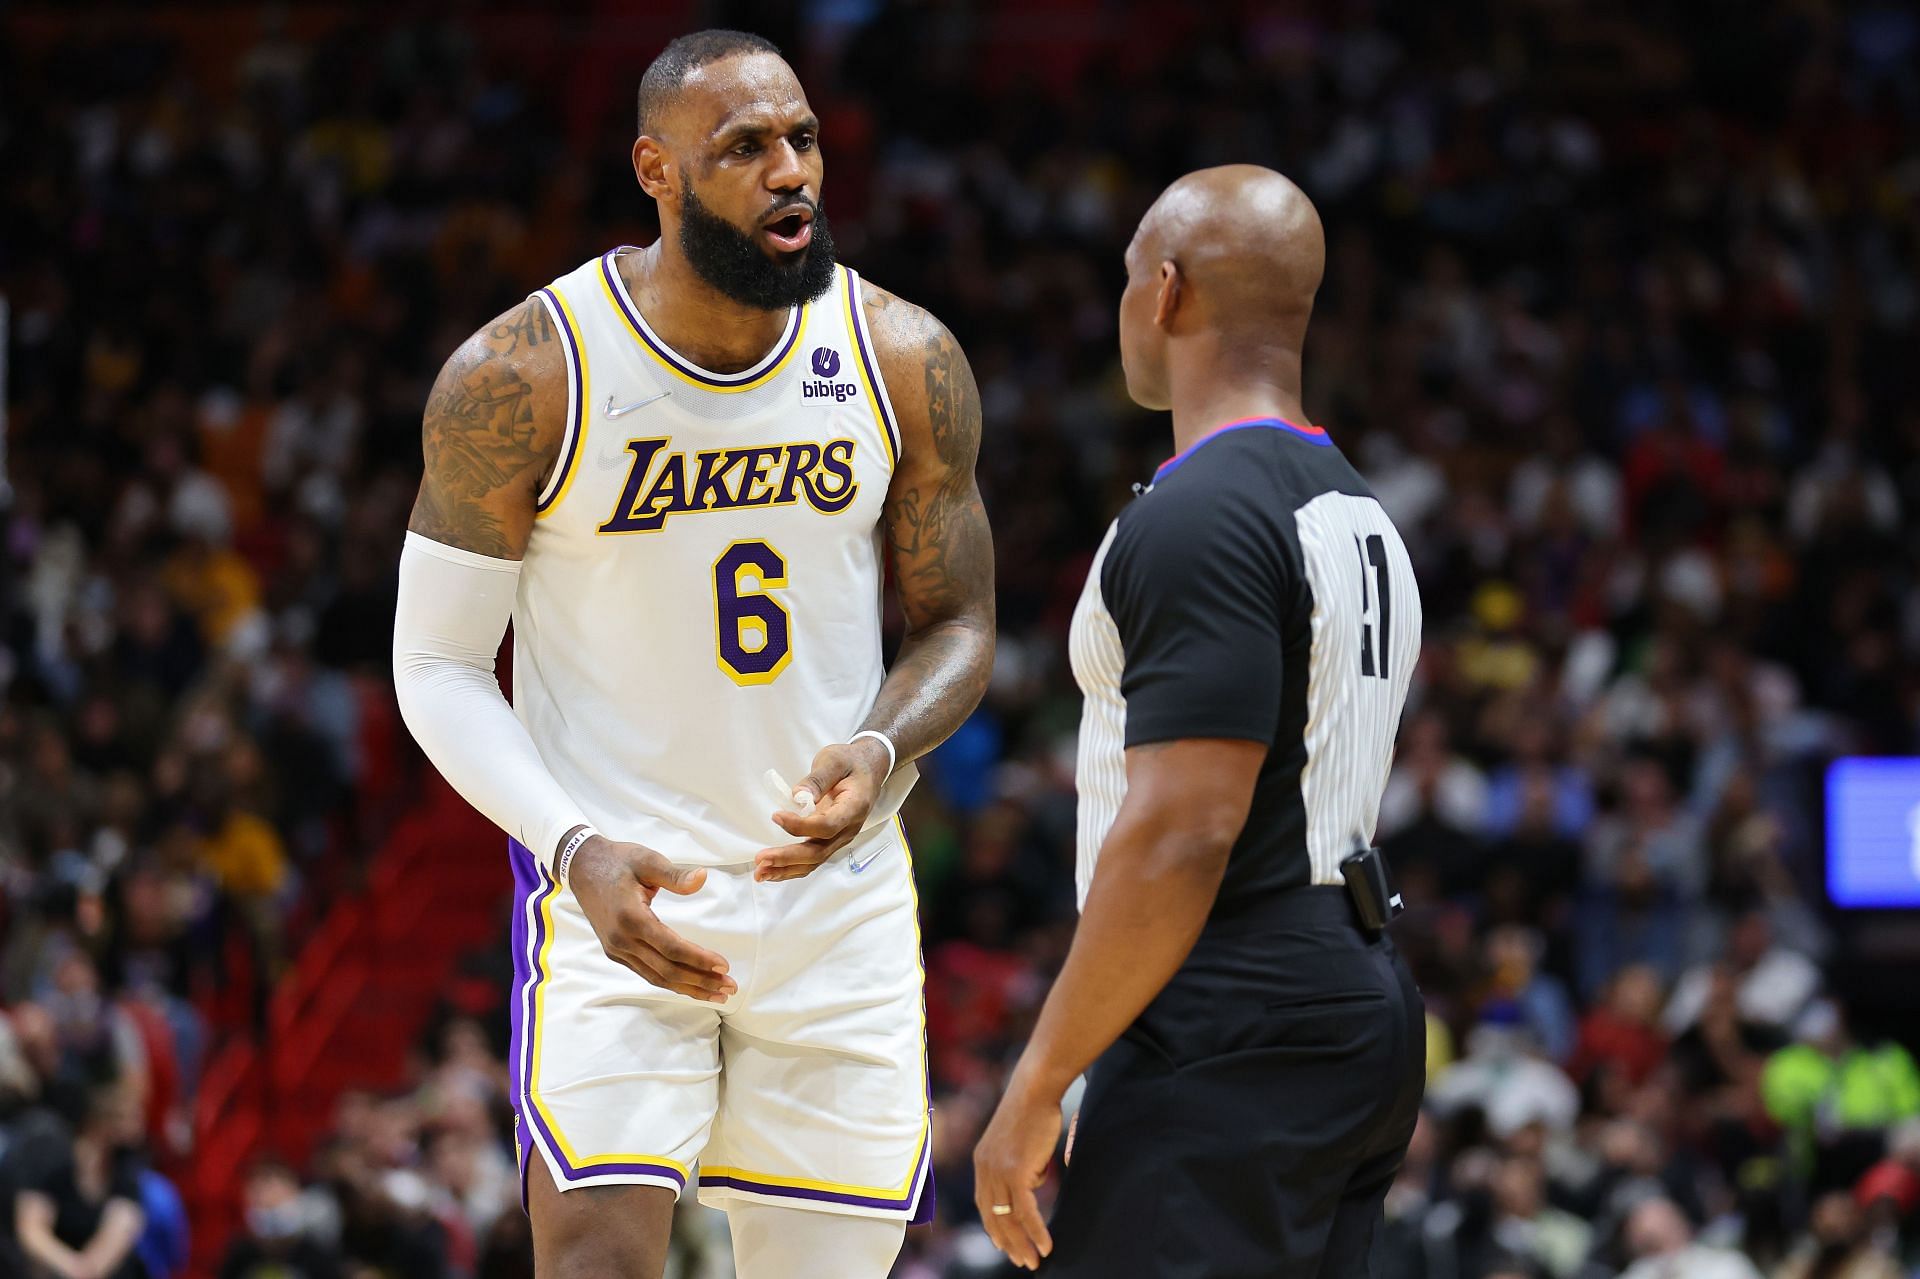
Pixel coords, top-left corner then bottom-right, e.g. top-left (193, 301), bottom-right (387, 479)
top-left (1118, 165), bottom-right (1325, 410)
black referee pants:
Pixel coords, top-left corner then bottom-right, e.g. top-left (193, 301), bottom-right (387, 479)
top-left (1043, 887), bottom-right (1426, 1279)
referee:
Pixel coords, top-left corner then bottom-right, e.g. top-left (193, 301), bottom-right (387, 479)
top-left (973, 165), bottom-right (1426, 1277)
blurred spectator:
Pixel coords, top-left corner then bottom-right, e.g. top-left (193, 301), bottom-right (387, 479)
top-left (5, 1075), bottom-right (151, 1279)
top-left (1379, 709), bottom-right (1491, 848)
top-left (1617, 1196), bottom-right (1763, 1279)
top-left (1666, 912), bottom-right (1822, 1039)
top-left (1480, 925), bottom-right (1579, 1065)
top-left (220, 1158), bottom-right (341, 1279)
top-left (1488, 1154), bottom-right (1592, 1277)
top-left (1482, 717), bottom-right (1594, 842)
top-left (1428, 1022), bottom-right (1580, 1142)
top-left (1771, 1191), bottom-right (1902, 1279)
top-left (1570, 965), bottom-right (1669, 1090)
top-left (1763, 1001), bottom-right (1920, 1189)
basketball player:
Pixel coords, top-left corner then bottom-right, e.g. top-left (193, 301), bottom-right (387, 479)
top-left (973, 166), bottom-right (1426, 1276)
top-left (391, 31), bottom-right (993, 1279)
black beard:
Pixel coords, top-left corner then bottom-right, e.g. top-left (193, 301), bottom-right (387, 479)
top-left (678, 184), bottom-right (837, 311)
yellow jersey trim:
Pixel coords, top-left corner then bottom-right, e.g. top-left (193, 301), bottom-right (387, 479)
top-left (599, 249), bottom-right (808, 394)
top-left (842, 266), bottom-right (902, 469)
top-left (533, 285), bottom-right (589, 519)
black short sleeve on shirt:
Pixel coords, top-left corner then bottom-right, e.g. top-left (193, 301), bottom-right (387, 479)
top-left (10, 1122), bottom-right (74, 1195)
top-left (1103, 480), bottom-right (1290, 748)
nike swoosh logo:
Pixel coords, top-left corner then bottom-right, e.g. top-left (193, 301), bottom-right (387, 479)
top-left (605, 390), bottom-right (671, 418)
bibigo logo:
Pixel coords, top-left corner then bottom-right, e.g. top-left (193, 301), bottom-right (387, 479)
top-left (804, 346), bottom-right (857, 402)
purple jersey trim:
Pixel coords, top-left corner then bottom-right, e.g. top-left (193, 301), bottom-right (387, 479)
top-left (844, 268), bottom-right (904, 464)
top-left (600, 251), bottom-right (801, 388)
top-left (531, 288), bottom-right (584, 513)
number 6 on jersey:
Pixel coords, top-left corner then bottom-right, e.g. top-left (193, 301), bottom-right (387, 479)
top-left (715, 540), bottom-right (793, 686)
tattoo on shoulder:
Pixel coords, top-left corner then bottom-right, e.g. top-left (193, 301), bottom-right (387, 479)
top-left (921, 323), bottom-right (979, 469)
top-left (862, 285), bottom-right (980, 468)
top-left (870, 292), bottom-right (993, 630)
top-left (488, 300), bottom-right (556, 354)
top-left (408, 299), bottom-right (552, 557)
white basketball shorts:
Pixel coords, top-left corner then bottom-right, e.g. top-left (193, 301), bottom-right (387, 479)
top-left (506, 816), bottom-right (933, 1222)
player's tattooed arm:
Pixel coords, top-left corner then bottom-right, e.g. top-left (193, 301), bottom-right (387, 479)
top-left (407, 296), bottom-right (568, 559)
top-left (863, 283), bottom-right (997, 765)
top-left (751, 285), bottom-right (993, 881)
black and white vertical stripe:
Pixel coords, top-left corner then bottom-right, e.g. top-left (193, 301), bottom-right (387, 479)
top-left (1068, 522), bottom-right (1128, 908)
top-left (1293, 493), bottom-right (1422, 884)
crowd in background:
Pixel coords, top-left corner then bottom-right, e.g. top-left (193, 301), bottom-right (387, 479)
top-left (2, 1), bottom-right (1919, 1276)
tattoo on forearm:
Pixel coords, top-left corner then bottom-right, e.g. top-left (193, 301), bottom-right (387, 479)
top-left (408, 298), bottom-right (551, 557)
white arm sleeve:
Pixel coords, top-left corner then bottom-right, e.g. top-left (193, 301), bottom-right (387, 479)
top-left (393, 531), bottom-right (590, 872)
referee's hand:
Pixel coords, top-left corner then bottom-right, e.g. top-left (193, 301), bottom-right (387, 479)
top-left (568, 836), bottom-right (737, 1003)
top-left (973, 1081), bottom-right (1058, 1270)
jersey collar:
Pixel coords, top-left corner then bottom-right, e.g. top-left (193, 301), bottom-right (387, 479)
top-left (1153, 416), bottom-right (1331, 483)
top-left (600, 248), bottom-right (806, 393)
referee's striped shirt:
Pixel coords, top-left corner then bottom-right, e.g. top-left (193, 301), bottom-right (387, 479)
top-left (1068, 417), bottom-right (1422, 910)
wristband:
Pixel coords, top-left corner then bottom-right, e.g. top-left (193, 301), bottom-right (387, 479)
top-left (849, 730), bottom-right (896, 780)
top-left (555, 825), bottom-right (598, 887)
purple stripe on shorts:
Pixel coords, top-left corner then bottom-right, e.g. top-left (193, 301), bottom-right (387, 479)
top-left (699, 1173), bottom-right (917, 1212)
top-left (908, 1129), bottom-right (936, 1225)
top-left (507, 839), bottom-right (539, 1209)
top-left (513, 853), bottom-right (574, 1175)
top-left (508, 839), bottom-right (689, 1193)
top-left (700, 1133), bottom-right (932, 1214)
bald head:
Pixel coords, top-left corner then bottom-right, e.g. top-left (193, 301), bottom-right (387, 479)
top-left (1134, 165), bottom-right (1325, 339)
top-left (1117, 165), bottom-right (1325, 412)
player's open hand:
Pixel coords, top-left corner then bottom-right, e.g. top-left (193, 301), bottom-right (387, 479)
top-left (755, 737), bottom-right (891, 882)
top-left (973, 1077), bottom-right (1059, 1270)
top-left (567, 836), bottom-right (736, 1002)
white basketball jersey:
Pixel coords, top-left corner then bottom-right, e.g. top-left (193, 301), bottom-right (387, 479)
top-left (513, 249), bottom-right (915, 866)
